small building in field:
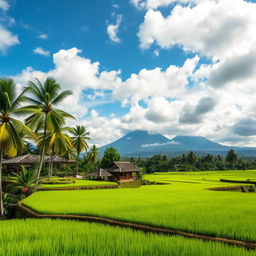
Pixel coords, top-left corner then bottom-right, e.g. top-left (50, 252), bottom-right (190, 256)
top-left (2, 154), bottom-right (76, 172)
top-left (86, 161), bottom-right (141, 181)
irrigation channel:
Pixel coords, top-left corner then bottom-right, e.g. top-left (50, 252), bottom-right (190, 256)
top-left (17, 201), bottom-right (256, 250)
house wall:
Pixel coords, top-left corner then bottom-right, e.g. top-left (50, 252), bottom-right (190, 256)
top-left (109, 172), bottom-right (137, 181)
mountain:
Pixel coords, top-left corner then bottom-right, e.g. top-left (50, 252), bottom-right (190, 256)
top-left (99, 130), bottom-right (170, 155)
top-left (99, 130), bottom-right (256, 157)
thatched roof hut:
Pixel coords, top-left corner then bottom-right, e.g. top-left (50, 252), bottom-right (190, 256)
top-left (86, 169), bottom-right (112, 177)
top-left (2, 154), bottom-right (76, 172)
top-left (86, 161), bottom-right (141, 181)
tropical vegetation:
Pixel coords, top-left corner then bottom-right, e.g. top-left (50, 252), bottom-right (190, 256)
top-left (0, 79), bottom-right (36, 217)
top-left (101, 147), bottom-right (121, 168)
top-left (68, 125), bottom-right (91, 174)
top-left (128, 150), bottom-right (256, 173)
top-left (18, 78), bottom-right (75, 181)
top-left (0, 77), bottom-right (90, 217)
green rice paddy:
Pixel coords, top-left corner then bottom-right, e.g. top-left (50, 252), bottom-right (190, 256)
top-left (42, 179), bottom-right (117, 189)
top-left (22, 170), bottom-right (256, 242)
top-left (1, 219), bottom-right (255, 256)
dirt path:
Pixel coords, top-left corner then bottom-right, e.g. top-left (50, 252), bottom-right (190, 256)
top-left (17, 203), bottom-right (256, 250)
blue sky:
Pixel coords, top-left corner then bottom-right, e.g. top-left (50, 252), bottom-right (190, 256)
top-left (1, 0), bottom-right (256, 146)
top-left (1, 0), bottom-right (192, 77)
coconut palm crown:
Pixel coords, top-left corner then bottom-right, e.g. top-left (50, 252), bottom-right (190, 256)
top-left (17, 78), bottom-right (75, 181)
top-left (0, 78), bottom-right (36, 217)
top-left (38, 126), bottom-right (73, 179)
top-left (87, 145), bottom-right (100, 163)
top-left (69, 125), bottom-right (91, 174)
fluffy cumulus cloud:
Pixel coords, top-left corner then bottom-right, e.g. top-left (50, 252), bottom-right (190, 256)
top-left (179, 96), bottom-right (217, 124)
top-left (13, 48), bottom-right (122, 118)
top-left (114, 55), bottom-right (199, 102)
top-left (106, 14), bottom-right (122, 43)
top-left (11, 39), bottom-right (256, 147)
top-left (137, 0), bottom-right (256, 61)
top-left (120, 0), bottom-right (256, 147)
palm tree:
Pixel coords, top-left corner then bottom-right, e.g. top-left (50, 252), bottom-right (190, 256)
top-left (0, 78), bottom-right (36, 217)
top-left (69, 125), bottom-right (90, 174)
top-left (87, 145), bottom-right (100, 163)
top-left (39, 127), bottom-right (73, 179)
top-left (18, 78), bottom-right (75, 182)
top-left (11, 166), bottom-right (38, 197)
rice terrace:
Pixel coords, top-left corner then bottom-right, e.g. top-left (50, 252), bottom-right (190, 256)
top-left (1, 0), bottom-right (256, 255)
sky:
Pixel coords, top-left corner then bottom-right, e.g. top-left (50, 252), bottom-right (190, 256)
top-left (1, 0), bottom-right (256, 147)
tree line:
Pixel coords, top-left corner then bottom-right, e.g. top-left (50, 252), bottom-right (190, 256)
top-left (126, 150), bottom-right (256, 173)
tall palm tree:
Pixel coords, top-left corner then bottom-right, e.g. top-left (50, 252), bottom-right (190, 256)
top-left (87, 145), bottom-right (100, 163)
top-left (18, 78), bottom-right (75, 182)
top-left (69, 125), bottom-right (90, 174)
top-left (39, 127), bottom-right (73, 179)
top-left (0, 78), bottom-right (36, 217)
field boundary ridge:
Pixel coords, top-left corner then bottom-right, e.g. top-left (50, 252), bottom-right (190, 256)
top-left (17, 202), bottom-right (256, 250)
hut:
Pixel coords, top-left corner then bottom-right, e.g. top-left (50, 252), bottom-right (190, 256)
top-left (86, 161), bottom-right (141, 181)
top-left (86, 169), bottom-right (113, 180)
top-left (2, 154), bottom-right (76, 172)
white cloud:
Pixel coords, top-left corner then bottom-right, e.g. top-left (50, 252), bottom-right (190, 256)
top-left (14, 48), bottom-right (122, 118)
top-left (33, 47), bottom-right (50, 56)
top-left (112, 4), bottom-right (120, 9)
top-left (114, 55), bottom-right (199, 102)
top-left (142, 141), bottom-right (180, 147)
top-left (0, 0), bottom-right (9, 11)
top-left (107, 14), bottom-right (122, 43)
top-left (0, 25), bottom-right (19, 53)
top-left (38, 33), bottom-right (48, 40)
top-left (11, 45), bottom-right (256, 147)
top-left (131, 0), bottom-right (174, 10)
top-left (137, 0), bottom-right (256, 62)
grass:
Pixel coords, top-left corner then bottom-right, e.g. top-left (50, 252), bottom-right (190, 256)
top-left (41, 179), bottom-right (117, 189)
top-left (22, 170), bottom-right (256, 242)
top-left (1, 219), bottom-right (256, 256)
top-left (144, 170), bottom-right (256, 184)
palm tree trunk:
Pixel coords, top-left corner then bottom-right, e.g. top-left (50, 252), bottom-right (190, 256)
top-left (49, 148), bottom-right (54, 179)
top-left (0, 147), bottom-right (4, 217)
top-left (76, 153), bottom-right (80, 175)
top-left (37, 115), bottom-right (47, 183)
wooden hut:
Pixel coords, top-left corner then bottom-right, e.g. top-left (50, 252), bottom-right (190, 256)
top-left (86, 161), bottom-right (141, 181)
top-left (2, 154), bottom-right (76, 172)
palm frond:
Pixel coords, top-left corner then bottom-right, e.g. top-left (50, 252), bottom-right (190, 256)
top-left (51, 90), bottom-right (73, 105)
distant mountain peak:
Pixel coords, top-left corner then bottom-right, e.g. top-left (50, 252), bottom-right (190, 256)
top-left (99, 130), bottom-right (256, 157)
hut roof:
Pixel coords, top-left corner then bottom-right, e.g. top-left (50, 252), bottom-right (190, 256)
top-left (2, 154), bottom-right (76, 165)
top-left (86, 169), bottom-right (112, 177)
top-left (112, 161), bottom-right (141, 173)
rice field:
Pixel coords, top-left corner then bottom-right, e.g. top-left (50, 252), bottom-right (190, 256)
top-left (1, 219), bottom-right (255, 256)
top-left (42, 179), bottom-right (117, 189)
top-left (22, 170), bottom-right (256, 242)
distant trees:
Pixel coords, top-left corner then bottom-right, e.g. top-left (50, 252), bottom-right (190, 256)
top-left (128, 150), bottom-right (256, 173)
top-left (101, 147), bottom-right (121, 168)
top-left (226, 149), bottom-right (239, 164)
